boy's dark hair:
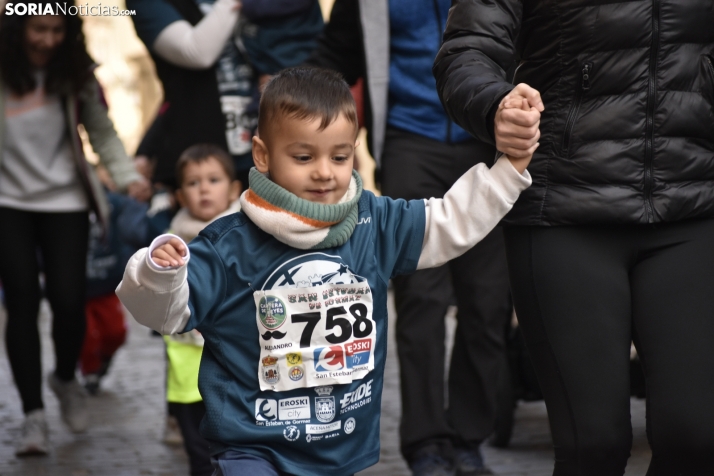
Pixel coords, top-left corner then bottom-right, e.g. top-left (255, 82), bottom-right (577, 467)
top-left (259, 67), bottom-right (358, 139)
top-left (175, 144), bottom-right (235, 187)
top-left (0, 1), bottom-right (94, 96)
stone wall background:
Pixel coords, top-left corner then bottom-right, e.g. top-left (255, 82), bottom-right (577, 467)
top-left (80, 0), bottom-right (163, 162)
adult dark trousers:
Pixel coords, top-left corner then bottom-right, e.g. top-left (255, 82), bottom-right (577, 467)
top-left (380, 128), bottom-right (511, 460)
top-left (169, 401), bottom-right (213, 476)
top-left (0, 208), bottom-right (89, 414)
top-left (504, 221), bottom-right (714, 476)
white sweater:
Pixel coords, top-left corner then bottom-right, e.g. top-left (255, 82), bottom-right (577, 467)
top-left (153, 0), bottom-right (240, 69)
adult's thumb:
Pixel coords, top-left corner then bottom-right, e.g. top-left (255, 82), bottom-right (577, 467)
top-left (515, 83), bottom-right (545, 112)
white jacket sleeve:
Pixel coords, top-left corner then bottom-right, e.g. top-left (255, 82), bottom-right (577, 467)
top-left (152, 0), bottom-right (239, 69)
top-left (116, 235), bottom-right (192, 335)
top-left (417, 156), bottom-right (531, 270)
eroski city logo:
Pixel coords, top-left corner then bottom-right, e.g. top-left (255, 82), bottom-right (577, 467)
top-left (345, 339), bottom-right (372, 368)
top-left (314, 345), bottom-right (345, 372)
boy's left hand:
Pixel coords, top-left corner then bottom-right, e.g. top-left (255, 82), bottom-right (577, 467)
top-left (495, 83), bottom-right (542, 164)
top-left (503, 97), bottom-right (539, 174)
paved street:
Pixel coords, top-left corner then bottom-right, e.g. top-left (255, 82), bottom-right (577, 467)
top-left (0, 296), bottom-right (652, 475)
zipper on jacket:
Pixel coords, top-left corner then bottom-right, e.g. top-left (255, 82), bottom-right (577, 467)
top-left (705, 55), bottom-right (714, 92)
top-left (643, 0), bottom-right (660, 222)
top-left (561, 61), bottom-right (593, 154)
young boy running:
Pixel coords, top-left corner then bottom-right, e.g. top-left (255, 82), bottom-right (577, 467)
top-left (116, 67), bottom-right (533, 475)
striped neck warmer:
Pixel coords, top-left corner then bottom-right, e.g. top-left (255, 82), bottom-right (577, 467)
top-left (240, 167), bottom-right (363, 250)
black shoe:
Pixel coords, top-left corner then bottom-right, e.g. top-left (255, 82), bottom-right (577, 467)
top-left (454, 447), bottom-right (493, 476)
top-left (83, 373), bottom-right (100, 396)
top-left (408, 445), bottom-right (456, 476)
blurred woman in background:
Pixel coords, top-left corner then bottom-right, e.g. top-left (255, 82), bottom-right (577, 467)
top-left (0, 1), bottom-right (148, 456)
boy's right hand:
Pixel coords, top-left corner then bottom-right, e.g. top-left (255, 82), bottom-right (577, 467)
top-left (151, 238), bottom-right (187, 268)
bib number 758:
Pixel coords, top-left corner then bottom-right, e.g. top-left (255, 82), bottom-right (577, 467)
top-left (291, 303), bottom-right (373, 348)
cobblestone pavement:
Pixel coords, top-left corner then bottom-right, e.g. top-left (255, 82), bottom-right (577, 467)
top-left (0, 297), bottom-right (651, 475)
top-left (0, 301), bottom-right (189, 476)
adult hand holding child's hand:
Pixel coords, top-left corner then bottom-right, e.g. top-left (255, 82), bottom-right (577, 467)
top-left (151, 238), bottom-right (187, 268)
top-left (495, 83), bottom-right (544, 174)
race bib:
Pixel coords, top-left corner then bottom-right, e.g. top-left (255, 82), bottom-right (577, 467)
top-left (254, 282), bottom-right (375, 392)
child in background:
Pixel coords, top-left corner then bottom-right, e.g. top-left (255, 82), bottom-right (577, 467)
top-left (81, 187), bottom-right (149, 394)
top-left (162, 144), bottom-right (241, 476)
top-left (117, 67), bottom-right (532, 475)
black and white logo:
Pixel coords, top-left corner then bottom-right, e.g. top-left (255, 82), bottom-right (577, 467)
top-left (340, 380), bottom-right (373, 409)
top-left (344, 417), bottom-right (356, 434)
top-left (283, 426), bottom-right (300, 442)
top-left (255, 399), bottom-right (277, 421)
top-left (315, 386), bottom-right (334, 396)
top-left (262, 253), bottom-right (367, 290)
top-left (278, 397), bottom-right (311, 420)
top-left (315, 396), bottom-right (336, 423)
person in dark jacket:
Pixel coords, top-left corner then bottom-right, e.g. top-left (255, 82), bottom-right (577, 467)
top-left (308, 1), bottom-right (514, 474)
top-left (434, 1), bottom-right (714, 475)
top-left (126, 0), bottom-right (323, 188)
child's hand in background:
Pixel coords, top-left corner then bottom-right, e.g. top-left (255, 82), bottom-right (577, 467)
top-left (151, 238), bottom-right (187, 268)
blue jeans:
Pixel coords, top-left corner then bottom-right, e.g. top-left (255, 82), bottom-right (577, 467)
top-left (211, 450), bottom-right (355, 476)
top-left (211, 451), bottom-right (287, 476)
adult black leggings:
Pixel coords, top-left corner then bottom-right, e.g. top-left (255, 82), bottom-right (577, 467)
top-left (0, 208), bottom-right (89, 414)
top-left (504, 220), bottom-right (714, 476)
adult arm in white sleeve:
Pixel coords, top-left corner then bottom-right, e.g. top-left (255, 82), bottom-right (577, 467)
top-left (116, 234), bottom-right (192, 335)
top-left (417, 156), bottom-right (531, 270)
top-left (152, 0), bottom-right (239, 69)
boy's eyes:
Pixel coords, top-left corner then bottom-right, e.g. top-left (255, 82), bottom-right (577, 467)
top-left (184, 177), bottom-right (224, 187)
top-left (292, 155), bottom-right (349, 162)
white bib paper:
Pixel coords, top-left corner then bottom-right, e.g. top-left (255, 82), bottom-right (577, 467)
top-left (254, 282), bottom-right (375, 392)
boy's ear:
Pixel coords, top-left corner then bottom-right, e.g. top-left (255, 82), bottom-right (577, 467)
top-left (175, 189), bottom-right (186, 208)
top-left (252, 136), bottom-right (270, 173)
top-left (229, 180), bottom-right (242, 201)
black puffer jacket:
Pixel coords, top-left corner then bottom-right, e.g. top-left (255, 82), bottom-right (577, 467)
top-left (434, 1), bottom-right (714, 226)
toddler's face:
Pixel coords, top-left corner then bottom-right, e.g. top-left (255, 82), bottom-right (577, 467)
top-left (253, 113), bottom-right (358, 205)
top-left (177, 157), bottom-right (240, 221)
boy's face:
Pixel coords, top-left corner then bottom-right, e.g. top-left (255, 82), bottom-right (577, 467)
top-left (176, 157), bottom-right (241, 221)
top-left (253, 113), bottom-right (358, 205)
